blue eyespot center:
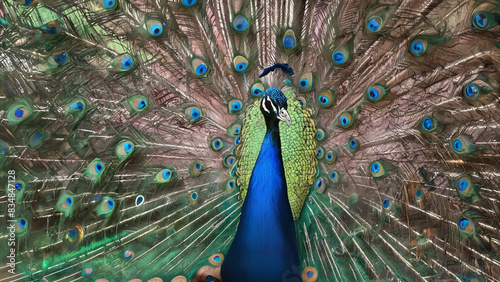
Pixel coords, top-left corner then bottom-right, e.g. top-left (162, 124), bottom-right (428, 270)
top-left (299, 79), bottom-right (309, 88)
top-left (422, 117), bottom-right (433, 131)
top-left (371, 162), bottom-right (380, 173)
top-left (317, 149), bottom-right (322, 157)
top-left (233, 15), bottom-right (249, 31)
top-left (56, 52), bottom-right (67, 63)
top-left (319, 95), bottom-right (329, 104)
top-left (68, 229), bottom-right (76, 238)
top-left (330, 172), bottom-right (336, 179)
top-left (307, 271), bottom-right (314, 278)
top-left (416, 189), bottom-right (422, 198)
top-left (104, 0), bottom-right (115, 8)
top-left (214, 256), bottom-right (221, 262)
top-left (234, 127), bottom-right (240, 134)
top-left (95, 163), bottom-right (103, 173)
top-left (228, 158), bottom-right (234, 164)
top-left (368, 88), bottom-right (379, 100)
top-left (326, 153), bottom-right (333, 160)
top-left (182, 0), bottom-right (196, 7)
top-left (458, 218), bottom-right (469, 230)
top-left (340, 116), bottom-right (349, 126)
top-left (382, 199), bottom-right (390, 208)
top-left (350, 140), bottom-right (356, 147)
top-left (411, 41), bottom-right (424, 54)
top-left (190, 108), bottom-right (200, 119)
top-left (65, 197), bottom-right (73, 206)
top-left (229, 181), bottom-right (234, 188)
top-left (191, 192), bottom-right (198, 200)
top-left (252, 88), bottom-right (263, 96)
top-left (124, 142), bottom-right (133, 153)
top-left (150, 24), bottom-right (162, 36)
top-left (465, 85), bottom-right (478, 98)
top-left (283, 36), bottom-right (295, 49)
top-left (136, 196), bottom-right (144, 205)
top-left (333, 52), bottom-right (345, 63)
top-left (70, 102), bottom-right (83, 111)
top-left (19, 219), bottom-right (26, 227)
top-left (195, 163), bottom-right (201, 170)
top-left (163, 170), bottom-right (171, 179)
top-left (235, 136), bottom-right (240, 145)
top-left (138, 99), bottom-right (147, 109)
top-left (214, 140), bottom-right (221, 148)
top-left (205, 275), bottom-right (215, 282)
top-left (15, 109), bottom-right (24, 118)
top-left (196, 64), bottom-right (207, 75)
top-left (15, 183), bottom-right (22, 191)
top-left (236, 62), bottom-right (247, 71)
top-left (316, 179), bottom-right (322, 188)
top-left (120, 57), bottom-right (133, 69)
top-left (231, 101), bottom-right (242, 111)
top-left (367, 18), bottom-right (380, 31)
top-left (473, 13), bottom-right (488, 28)
top-left (317, 132), bottom-right (322, 139)
top-left (458, 179), bottom-right (469, 191)
top-left (453, 139), bottom-right (463, 151)
top-left (107, 199), bottom-right (114, 209)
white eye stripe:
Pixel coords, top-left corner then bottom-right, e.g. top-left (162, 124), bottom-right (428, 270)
top-left (261, 97), bottom-right (270, 113)
top-left (268, 97), bottom-right (277, 113)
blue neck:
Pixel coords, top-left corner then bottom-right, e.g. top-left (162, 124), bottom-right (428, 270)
top-left (221, 127), bottom-right (300, 282)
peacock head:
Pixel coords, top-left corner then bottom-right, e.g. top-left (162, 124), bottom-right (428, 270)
top-left (260, 88), bottom-right (291, 126)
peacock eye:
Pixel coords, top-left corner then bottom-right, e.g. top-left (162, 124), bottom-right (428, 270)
top-left (410, 39), bottom-right (428, 56)
top-left (332, 44), bottom-right (349, 65)
top-left (147, 20), bottom-right (163, 36)
top-left (458, 218), bottom-right (470, 231)
top-left (192, 58), bottom-right (209, 76)
top-left (367, 16), bottom-right (382, 32)
top-left (126, 95), bottom-right (148, 113)
top-left (339, 112), bottom-right (354, 128)
top-left (283, 29), bottom-right (296, 50)
top-left (191, 160), bottom-right (205, 176)
top-left (233, 55), bottom-right (249, 72)
top-left (223, 155), bottom-right (236, 168)
top-left (316, 147), bottom-right (324, 159)
top-left (227, 122), bottom-right (241, 138)
top-left (415, 189), bottom-right (423, 200)
top-left (228, 99), bottom-right (243, 114)
top-left (55, 52), bottom-right (67, 63)
top-left (298, 72), bottom-right (313, 92)
top-left (112, 53), bottom-right (134, 71)
top-left (382, 199), bottom-right (390, 209)
top-left (116, 140), bottom-right (135, 159)
top-left (315, 128), bottom-right (326, 141)
top-left (210, 137), bottom-right (224, 151)
top-left (156, 168), bottom-right (173, 183)
top-left (233, 15), bottom-right (249, 31)
top-left (453, 138), bottom-right (464, 152)
top-left (370, 160), bottom-right (388, 178)
top-left (250, 82), bottom-right (265, 97)
top-left (472, 12), bottom-right (489, 29)
top-left (464, 84), bottom-right (479, 99)
top-left (7, 103), bottom-right (32, 124)
top-left (185, 106), bottom-right (202, 122)
top-left (458, 179), bottom-right (469, 191)
top-left (318, 89), bottom-right (335, 107)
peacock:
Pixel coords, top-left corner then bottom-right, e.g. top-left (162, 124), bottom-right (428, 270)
top-left (1, 0), bottom-right (500, 281)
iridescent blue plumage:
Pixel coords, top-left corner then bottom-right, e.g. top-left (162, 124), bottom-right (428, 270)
top-left (222, 90), bottom-right (299, 281)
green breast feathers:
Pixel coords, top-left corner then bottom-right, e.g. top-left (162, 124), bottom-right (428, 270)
top-left (236, 89), bottom-right (318, 220)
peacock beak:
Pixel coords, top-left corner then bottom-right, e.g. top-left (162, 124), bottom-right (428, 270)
top-left (278, 108), bottom-right (291, 126)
